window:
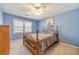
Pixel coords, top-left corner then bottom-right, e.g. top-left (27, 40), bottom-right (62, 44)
top-left (13, 18), bottom-right (32, 33)
top-left (13, 19), bottom-right (23, 33)
top-left (25, 22), bottom-right (32, 33)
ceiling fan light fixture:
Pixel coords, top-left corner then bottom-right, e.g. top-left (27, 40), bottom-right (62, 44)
top-left (32, 8), bottom-right (43, 16)
top-left (30, 3), bottom-right (47, 16)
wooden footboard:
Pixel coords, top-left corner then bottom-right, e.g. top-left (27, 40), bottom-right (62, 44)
top-left (23, 35), bottom-right (37, 55)
top-left (23, 41), bottom-right (36, 55)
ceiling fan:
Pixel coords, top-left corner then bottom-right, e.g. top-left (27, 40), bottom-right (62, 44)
top-left (30, 3), bottom-right (47, 16)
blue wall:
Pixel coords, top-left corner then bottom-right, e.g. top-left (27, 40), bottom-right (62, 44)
top-left (32, 21), bottom-right (38, 33)
top-left (3, 13), bottom-right (38, 40)
top-left (55, 8), bottom-right (79, 47)
top-left (38, 20), bottom-right (46, 32)
top-left (0, 9), bottom-right (3, 24)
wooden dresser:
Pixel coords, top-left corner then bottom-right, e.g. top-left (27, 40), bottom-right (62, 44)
top-left (0, 25), bottom-right (10, 55)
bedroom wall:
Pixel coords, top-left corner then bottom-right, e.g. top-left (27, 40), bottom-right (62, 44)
top-left (3, 13), bottom-right (38, 40)
top-left (0, 9), bottom-right (3, 24)
top-left (55, 8), bottom-right (79, 47)
top-left (32, 21), bottom-right (38, 33)
top-left (38, 20), bottom-right (46, 32)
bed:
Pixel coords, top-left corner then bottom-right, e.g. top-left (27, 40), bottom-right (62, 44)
top-left (23, 25), bottom-right (59, 55)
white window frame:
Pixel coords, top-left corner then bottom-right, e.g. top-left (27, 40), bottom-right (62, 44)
top-left (13, 18), bottom-right (24, 33)
top-left (13, 18), bottom-right (32, 33)
top-left (25, 21), bottom-right (32, 33)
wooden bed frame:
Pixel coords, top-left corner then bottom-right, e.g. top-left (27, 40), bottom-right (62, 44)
top-left (23, 25), bottom-right (59, 55)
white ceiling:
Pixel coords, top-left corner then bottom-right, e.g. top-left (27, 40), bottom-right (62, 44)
top-left (0, 3), bottom-right (79, 20)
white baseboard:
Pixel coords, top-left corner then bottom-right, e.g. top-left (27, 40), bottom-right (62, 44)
top-left (59, 42), bottom-right (79, 49)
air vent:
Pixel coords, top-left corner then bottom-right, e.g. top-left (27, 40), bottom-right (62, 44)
top-left (25, 14), bottom-right (29, 16)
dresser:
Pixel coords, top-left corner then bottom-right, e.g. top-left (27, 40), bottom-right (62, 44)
top-left (0, 25), bottom-right (10, 55)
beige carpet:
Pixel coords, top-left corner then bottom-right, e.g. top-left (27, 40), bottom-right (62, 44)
top-left (10, 39), bottom-right (32, 55)
top-left (44, 42), bottom-right (79, 55)
top-left (10, 39), bottom-right (79, 55)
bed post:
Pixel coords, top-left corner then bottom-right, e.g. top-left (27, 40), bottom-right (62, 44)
top-left (36, 30), bottom-right (39, 55)
top-left (23, 22), bottom-right (25, 45)
top-left (56, 25), bottom-right (59, 41)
